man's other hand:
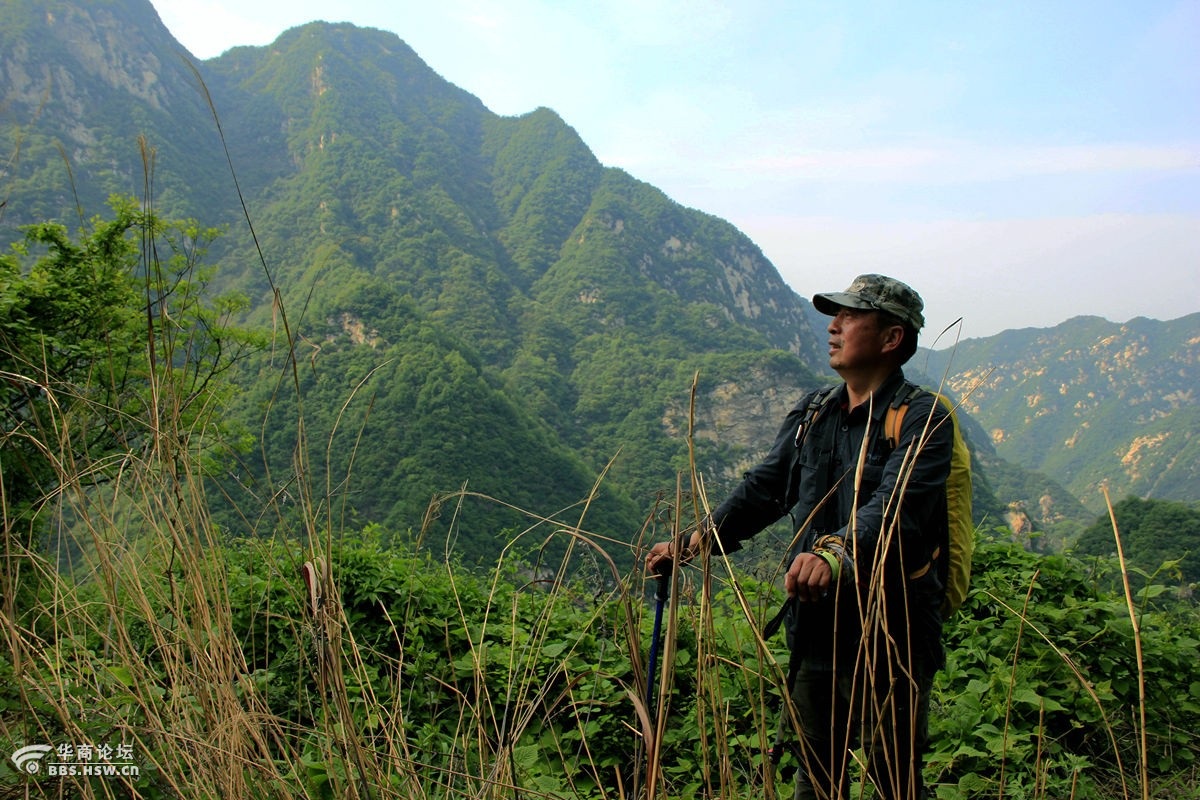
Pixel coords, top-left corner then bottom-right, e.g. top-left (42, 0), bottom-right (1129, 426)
top-left (644, 530), bottom-right (701, 575)
top-left (786, 552), bottom-right (832, 602)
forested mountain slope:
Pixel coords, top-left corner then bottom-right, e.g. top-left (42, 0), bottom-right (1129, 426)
top-left (6, 0), bottom-right (1194, 564)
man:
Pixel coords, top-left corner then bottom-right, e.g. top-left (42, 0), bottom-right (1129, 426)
top-left (646, 274), bottom-right (953, 800)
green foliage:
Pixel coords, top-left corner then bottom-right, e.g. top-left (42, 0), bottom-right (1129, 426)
top-left (0, 0), bottom-right (234, 225)
top-left (9, 521), bottom-right (1199, 799)
top-left (218, 531), bottom-right (648, 797)
top-left (1074, 496), bottom-right (1200, 586)
top-left (215, 277), bottom-right (641, 563)
top-left (483, 107), bottom-right (604, 286)
top-left (0, 202), bottom-right (142, 523)
top-left (930, 533), bottom-right (1200, 798)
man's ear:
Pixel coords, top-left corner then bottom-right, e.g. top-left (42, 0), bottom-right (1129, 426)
top-left (880, 323), bottom-right (905, 354)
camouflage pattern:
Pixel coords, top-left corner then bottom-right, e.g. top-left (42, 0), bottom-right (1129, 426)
top-left (812, 273), bottom-right (926, 331)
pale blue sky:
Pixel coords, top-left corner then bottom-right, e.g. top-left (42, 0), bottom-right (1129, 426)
top-left (152, 0), bottom-right (1199, 340)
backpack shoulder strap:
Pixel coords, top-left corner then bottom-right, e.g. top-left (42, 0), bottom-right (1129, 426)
top-left (883, 381), bottom-right (924, 449)
top-left (793, 384), bottom-right (840, 448)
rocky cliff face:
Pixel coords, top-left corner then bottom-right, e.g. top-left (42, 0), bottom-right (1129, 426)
top-left (1, 0), bottom-right (228, 222)
top-left (924, 314), bottom-right (1200, 513)
top-left (663, 358), bottom-right (813, 486)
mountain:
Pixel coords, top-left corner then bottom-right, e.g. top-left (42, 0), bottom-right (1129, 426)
top-left (189, 19), bottom-right (848, 557)
top-left (2, 0), bottom-right (1193, 564)
top-left (923, 315), bottom-right (1200, 518)
top-left (1, 0), bottom-right (830, 561)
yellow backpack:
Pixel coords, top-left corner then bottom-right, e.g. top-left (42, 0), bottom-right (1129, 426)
top-left (884, 388), bottom-right (975, 616)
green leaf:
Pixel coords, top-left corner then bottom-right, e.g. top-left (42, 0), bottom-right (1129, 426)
top-left (512, 744), bottom-right (539, 772)
top-left (106, 665), bottom-right (135, 688)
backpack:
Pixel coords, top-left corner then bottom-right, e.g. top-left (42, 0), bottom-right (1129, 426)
top-left (883, 385), bottom-right (974, 617)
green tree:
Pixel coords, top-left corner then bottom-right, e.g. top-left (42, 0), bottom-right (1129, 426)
top-left (0, 197), bottom-right (259, 549)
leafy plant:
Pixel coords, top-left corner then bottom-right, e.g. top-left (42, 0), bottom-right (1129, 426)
top-left (929, 531), bottom-right (1200, 799)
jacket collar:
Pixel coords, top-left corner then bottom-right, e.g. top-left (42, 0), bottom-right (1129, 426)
top-left (835, 369), bottom-right (908, 422)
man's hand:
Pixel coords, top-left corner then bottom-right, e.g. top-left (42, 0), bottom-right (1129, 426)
top-left (644, 529), bottom-right (701, 575)
top-left (786, 552), bottom-right (832, 602)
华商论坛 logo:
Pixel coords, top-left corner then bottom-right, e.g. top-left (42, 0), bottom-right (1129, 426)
top-left (11, 744), bottom-right (53, 774)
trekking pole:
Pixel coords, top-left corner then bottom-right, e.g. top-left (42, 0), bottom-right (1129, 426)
top-left (645, 563), bottom-right (671, 718)
top-left (623, 561), bottom-right (672, 800)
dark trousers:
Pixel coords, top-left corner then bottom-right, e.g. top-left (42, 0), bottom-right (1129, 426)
top-left (789, 664), bottom-right (932, 800)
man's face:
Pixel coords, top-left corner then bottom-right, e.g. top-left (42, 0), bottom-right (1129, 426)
top-left (826, 307), bottom-right (894, 372)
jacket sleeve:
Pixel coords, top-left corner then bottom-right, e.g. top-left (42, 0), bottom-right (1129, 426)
top-left (706, 394), bottom-right (814, 553)
top-left (818, 391), bottom-right (953, 584)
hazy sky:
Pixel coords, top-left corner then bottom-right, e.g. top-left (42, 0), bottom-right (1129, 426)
top-left (151, 0), bottom-right (1198, 340)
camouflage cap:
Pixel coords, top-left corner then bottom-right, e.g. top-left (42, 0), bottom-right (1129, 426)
top-left (812, 274), bottom-right (925, 331)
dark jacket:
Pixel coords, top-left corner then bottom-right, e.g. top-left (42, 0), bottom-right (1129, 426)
top-left (708, 370), bottom-right (952, 673)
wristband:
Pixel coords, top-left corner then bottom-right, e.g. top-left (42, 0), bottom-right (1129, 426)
top-left (814, 549), bottom-right (841, 581)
